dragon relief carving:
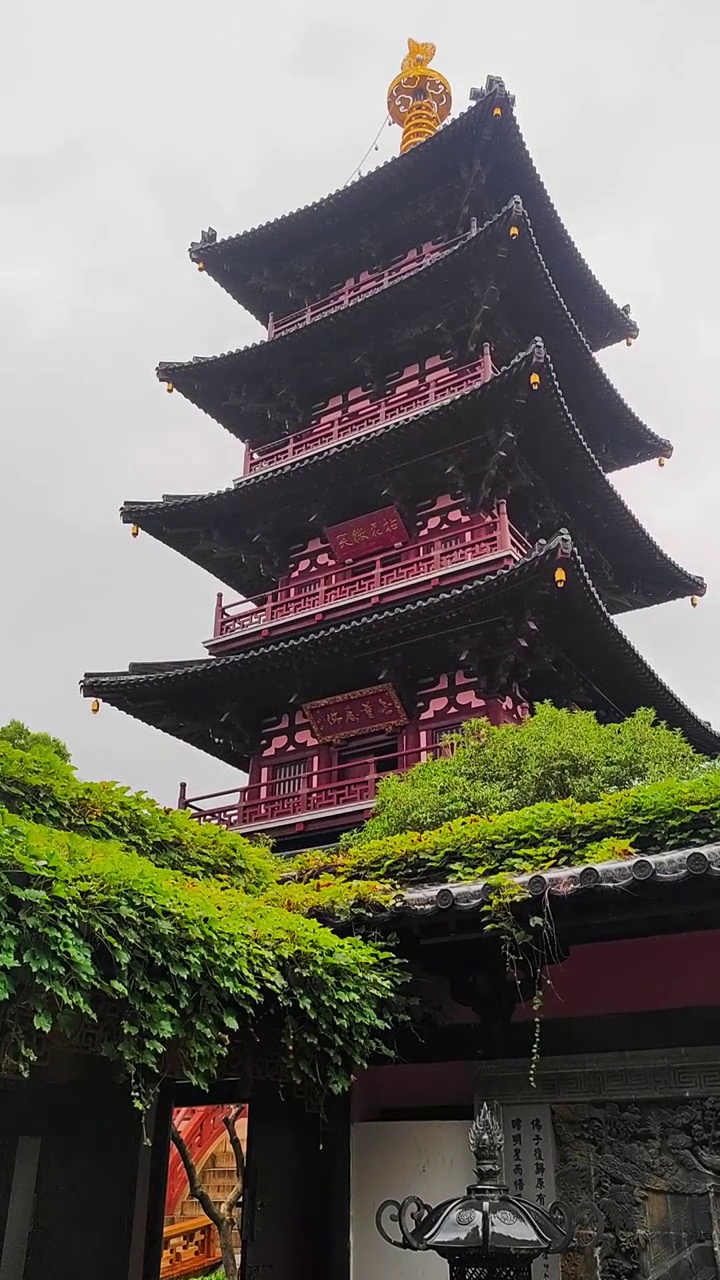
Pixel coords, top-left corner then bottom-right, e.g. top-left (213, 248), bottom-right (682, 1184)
top-left (553, 1100), bottom-right (720, 1280)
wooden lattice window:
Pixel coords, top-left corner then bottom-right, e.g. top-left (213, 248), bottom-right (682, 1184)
top-left (271, 757), bottom-right (309, 795)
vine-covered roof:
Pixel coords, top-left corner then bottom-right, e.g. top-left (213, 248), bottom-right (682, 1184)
top-left (81, 536), bottom-right (720, 766)
top-left (158, 200), bottom-right (656, 464)
top-left (0, 734), bottom-right (404, 1098)
top-left (124, 345), bottom-right (696, 613)
top-left (190, 76), bottom-right (636, 354)
top-left (4, 727), bottom-right (720, 1095)
top-left (394, 844), bottom-right (720, 919)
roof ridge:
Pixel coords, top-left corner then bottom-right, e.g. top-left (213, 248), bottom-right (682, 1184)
top-left (559, 541), bottom-right (715, 740)
top-left (189, 94), bottom-right (497, 256)
top-left (124, 342), bottom-right (700, 611)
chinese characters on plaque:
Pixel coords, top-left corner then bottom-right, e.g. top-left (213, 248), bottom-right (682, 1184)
top-left (302, 683), bottom-right (408, 744)
top-left (324, 506), bottom-right (409, 563)
top-left (501, 1105), bottom-right (560, 1280)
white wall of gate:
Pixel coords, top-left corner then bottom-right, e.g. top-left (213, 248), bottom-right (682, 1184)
top-left (350, 1120), bottom-right (474, 1280)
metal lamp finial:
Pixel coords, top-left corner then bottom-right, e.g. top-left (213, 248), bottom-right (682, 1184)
top-left (387, 39), bottom-right (452, 154)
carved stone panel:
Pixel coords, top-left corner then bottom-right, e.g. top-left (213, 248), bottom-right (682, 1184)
top-left (554, 1099), bottom-right (720, 1280)
top-left (476, 1051), bottom-right (720, 1280)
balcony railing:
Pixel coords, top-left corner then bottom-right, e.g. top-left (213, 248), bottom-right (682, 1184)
top-left (243, 346), bottom-right (495, 476)
top-left (210, 505), bottom-right (529, 649)
top-left (266, 220), bottom-right (480, 342)
top-left (180, 743), bottom-right (450, 833)
top-left (160, 1216), bottom-right (221, 1279)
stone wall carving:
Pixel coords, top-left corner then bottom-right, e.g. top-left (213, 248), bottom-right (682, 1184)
top-left (476, 1051), bottom-right (720, 1280)
top-left (554, 1099), bottom-right (720, 1280)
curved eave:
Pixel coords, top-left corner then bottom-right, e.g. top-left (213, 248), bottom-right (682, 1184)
top-left (190, 79), bottom-right (636, 353)
top-left (126, 346), bottom-right (700, 611)
top-left (375, 845), bottom-right (720, 926)
top-left (81, 536), bottom-right (720, 763)
top-left (161, 201), bottom-right (663, 471)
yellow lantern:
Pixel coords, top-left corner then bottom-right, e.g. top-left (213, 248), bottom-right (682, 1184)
top-left (554, 567), bottom-right (567, 589)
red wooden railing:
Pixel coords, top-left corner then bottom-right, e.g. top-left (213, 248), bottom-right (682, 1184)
top-left (165, 1106), bottom-right (245, 1218)
top-left (161, 1216), bottom-right (221, 1279)
top-left (266, 220), bottom-right (480, 341)
top-left (162, 1105), bottom-right (248, 1278)
top-left (210, 505), bottom-right (528, 648)
top-left (180, 742), bottom-right (450, 832)
top-left (243, 346), bottom-right (495, 476)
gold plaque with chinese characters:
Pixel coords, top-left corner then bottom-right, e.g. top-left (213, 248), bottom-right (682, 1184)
top-left (302, 684), bottom-right (409, 744)
top-left (324, 506), bottom-right (409, 563)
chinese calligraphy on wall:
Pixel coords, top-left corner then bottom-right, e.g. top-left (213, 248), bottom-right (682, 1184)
top-left (501, 1105), bottom-right (560, 1280)
top-left (324, 506), bottom-right (409, 563)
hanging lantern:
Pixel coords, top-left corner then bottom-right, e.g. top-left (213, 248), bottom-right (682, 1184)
top-left (197, 261), bottom-right (206, 272)
top-left (166, 382), bottom-right (175, 394)
top-left (131, 525), bottom-right (140, 538)
top-left (554, 566), bottom-right (567, 588)
top-left (509, 224), bottom-right (520, 240)
top-left (691, 596), bottom-right (699, 608)
top-left (658, 457), bottom-right (666, 468)
top-left (91, 699), bottom-right (100, 715)
top-left (493, 105), bottom-right (502, 118)
top-left (529, 371), bottom-right (541, 391)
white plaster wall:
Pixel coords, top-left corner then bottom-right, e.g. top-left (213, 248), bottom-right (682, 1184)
top-left (351, 1121), bottom-right (475, 1280)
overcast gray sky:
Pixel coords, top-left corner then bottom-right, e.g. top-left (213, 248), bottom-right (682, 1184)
top-left (1, 0), bottom-right (718, 806)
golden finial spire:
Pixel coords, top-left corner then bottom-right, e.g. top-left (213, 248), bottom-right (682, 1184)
top-left (387, 39), bottom-right (452, 154)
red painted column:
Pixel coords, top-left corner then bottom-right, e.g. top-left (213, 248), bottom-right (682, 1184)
top-left (496, 499), bottom-right (511, 551)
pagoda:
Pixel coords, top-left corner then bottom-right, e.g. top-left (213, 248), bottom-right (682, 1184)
top-left (82, 43), bottom-right (719, 853)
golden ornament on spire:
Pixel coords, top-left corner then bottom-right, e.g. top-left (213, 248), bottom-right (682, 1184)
top-left (388, 39), bottom-right (452, 154)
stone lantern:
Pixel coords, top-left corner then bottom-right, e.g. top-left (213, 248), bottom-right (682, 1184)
top-left (376, 1103), bottom-right (587, 1280)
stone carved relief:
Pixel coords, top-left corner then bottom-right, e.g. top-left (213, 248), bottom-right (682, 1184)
top-left (553, 1099), bottom-right (720, 1280)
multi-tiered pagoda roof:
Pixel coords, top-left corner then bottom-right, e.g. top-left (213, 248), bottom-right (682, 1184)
top-left (188, 77), bottom-right (635, 353)
top-left (83, 70), bottom-right (719, 788)
top-left (123, 346), bottom-right (698, 614)
top-left (160, 199), bottom-right (655, 465)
